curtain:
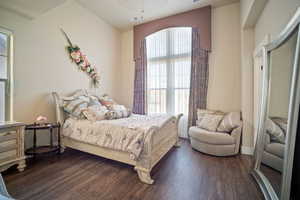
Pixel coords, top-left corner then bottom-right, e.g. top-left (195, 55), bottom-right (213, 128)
top-left (133, 39), bottom-right (147, 114)
top-left (188, 28), bottom-right (209, 131)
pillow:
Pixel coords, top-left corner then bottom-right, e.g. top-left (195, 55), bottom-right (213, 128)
top-left (197, 109), bottom-right (217, 123)
top-left (266, 118), bottom-right (285, 144)
top-left (99, 95), bottom-right (117, 109)
top-left (63, 95), bottom-right (89, 119)
top-left (197, 113), bottom-right (224, 132)
top-left (272, 117), bottom-right (288, 134)
top-left (217, 112), bottom-right (241, 132)
top-left (105, 105), bottom-right (131, 120)
top-left (88, 95), bottom-right (102, 107)
top-left (82, 105), bottom-right (108, 121)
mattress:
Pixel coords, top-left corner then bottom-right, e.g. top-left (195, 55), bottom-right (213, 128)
top-left (62, 114), bottom-right (174, 160)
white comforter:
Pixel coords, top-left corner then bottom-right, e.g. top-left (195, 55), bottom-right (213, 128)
top-left (62, 114), bottom-right (174, 160)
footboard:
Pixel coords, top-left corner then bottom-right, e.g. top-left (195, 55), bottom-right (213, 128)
top-left (134, 114), bottom-right (183, 184)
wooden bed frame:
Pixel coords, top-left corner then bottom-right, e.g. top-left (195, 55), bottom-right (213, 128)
top-left (52, 91), bottom-right (182, 184)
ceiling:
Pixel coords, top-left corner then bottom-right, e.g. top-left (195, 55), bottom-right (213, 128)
top-left (0, 0), bottom-right (239, 30)
top-left (0, 0), bottom-right (67, 19)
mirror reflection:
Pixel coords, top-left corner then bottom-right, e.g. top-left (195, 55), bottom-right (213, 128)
top-left (260, 30), bottom-right (297, 197)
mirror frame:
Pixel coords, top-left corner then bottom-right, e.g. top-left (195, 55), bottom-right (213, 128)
top-left (252, 7), bottom-right (300, 200)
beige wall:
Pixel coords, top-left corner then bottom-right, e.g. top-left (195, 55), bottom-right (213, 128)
top-left (118, 3), bottom-right (241, 113)
top-left (0, 0), bottom-right (121, 146)
top-left (207, 2), bottom-right (241, 112)
top-left (239, 0), bottom-right (300, 152)
top-left (118, 30), bottom-right (135, 108)
top-left (255, 0), bottom-right (300, 46)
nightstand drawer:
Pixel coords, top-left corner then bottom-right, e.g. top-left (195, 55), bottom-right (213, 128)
top-left (0, 140), bottom-right (17, 153)
top-left (0, 150), bottom-right (17, 163)
top-left (0, 131), bottom-right (17, 142)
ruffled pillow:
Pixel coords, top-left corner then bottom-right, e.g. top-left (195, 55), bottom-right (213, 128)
top-left (105, 105), bottom-right (131, 120)
top-left (82, 105), bottom-right (108, 121)
top-left (99, 94), bottom-right (117, 109)
top-left (62, 95), bottom-right (89, 119)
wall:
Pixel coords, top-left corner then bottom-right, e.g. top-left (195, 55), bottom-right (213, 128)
top-left (239, 0), bottom-right (300, 153)
top-left (0, 0), bottom-right (121, 147)
top-left (207, 2), bottom-right (241, 112)
top-left (119, 2), bottom-right (241, 113)
top-left (255, 0), bottom-right (300, 46)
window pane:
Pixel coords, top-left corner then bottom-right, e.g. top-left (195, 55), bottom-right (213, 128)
top-left (0, 56), bottom-right (7, 79)
top-left (0, 33), bottom-right (8, 56)
top-left (174, 89), bottom-right (189, 115)
top-left (170, 28), bottom-right (192, 55)
top-left (0, 82), bottom-right (5, 121)
top-left (147, 89), bottom-right (166, 114)
top-left (146, 29), bottom-right (167, 58)
top-left (173, 58), bottom-right (191, 88)
top-left (147, 61), bottom-right (167, 89)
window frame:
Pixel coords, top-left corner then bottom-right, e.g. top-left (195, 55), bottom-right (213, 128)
top-left (0, 27), bottom-right (14, 121)
top-left (146, 27), bottom-right (192, 115)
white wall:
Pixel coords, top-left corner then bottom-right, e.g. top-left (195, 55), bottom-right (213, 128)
top-left (119, 3), bottom-right (241, 113)
top-left (0, 0), bottom-right (121, 147)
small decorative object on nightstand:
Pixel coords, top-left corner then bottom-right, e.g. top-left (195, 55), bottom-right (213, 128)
top-left (0, 122), bottom-right (26, 173)
top-left (25, 123), bottom-right (61, 157)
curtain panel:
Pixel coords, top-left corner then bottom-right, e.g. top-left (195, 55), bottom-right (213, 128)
top-left (188, 28), bottom-right (210, 129)
top-left (133, 39), bottom-right (147, 114)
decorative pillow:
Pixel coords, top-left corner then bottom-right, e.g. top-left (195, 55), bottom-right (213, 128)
top-left (272, 117), bottom-right (288, 134)
top-left (197, 109), bottom-right (217, 123)
top-left (266, 118), bottom-right (285, 144)
top-left (63, 95), bottom-right (89, 119)
top-left (197, 114), bottom-right (224, 132)
top-left (217, 112), bottom-right (241, 132)
top-left (88, 95), bottom-right (102, 106)
top-left (99, 95), bottom-right (117, 109)
top-left (105, 105), bottom-right (131, 120)
top-left (82, 105), bottom-right (108, 121)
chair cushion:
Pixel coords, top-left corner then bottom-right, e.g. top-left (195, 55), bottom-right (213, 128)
top-left (265, 142), bottom-right (285, 158)
top-left (189, 127), bottom-right (235, 145)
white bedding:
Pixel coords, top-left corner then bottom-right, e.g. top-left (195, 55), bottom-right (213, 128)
top-left (62, 114), bottom-right (174, 160)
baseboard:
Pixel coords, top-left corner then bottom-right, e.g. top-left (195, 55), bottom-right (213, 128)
top-left (241, 146), bottom-right (254, 155)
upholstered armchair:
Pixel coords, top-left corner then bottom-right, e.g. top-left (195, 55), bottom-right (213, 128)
top-left (261, 133), bottom-right (284, 172)
top-left (189, 125), bottom-right (242, 156)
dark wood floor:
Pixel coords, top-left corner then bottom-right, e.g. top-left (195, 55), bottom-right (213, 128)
top-left (3, 141), bottom-right (263, 200)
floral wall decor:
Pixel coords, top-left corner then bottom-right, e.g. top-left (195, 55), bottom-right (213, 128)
top-left (61, 28), bottom-right (100, 87)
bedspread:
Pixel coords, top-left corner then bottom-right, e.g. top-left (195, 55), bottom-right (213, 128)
top-left (62, 114), bottom-right (174, 160)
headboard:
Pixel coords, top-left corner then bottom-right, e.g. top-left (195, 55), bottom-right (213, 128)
top-left (52, 89), bottom-right (103, 124)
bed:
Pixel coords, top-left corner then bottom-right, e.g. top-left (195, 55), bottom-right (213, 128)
top-left (52, 90), bottom-right (182, 184)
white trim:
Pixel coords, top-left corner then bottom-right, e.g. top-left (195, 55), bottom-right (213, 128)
top-left (253, 34), bottom-right (270, 58)
top-left (241, 146), bottom-right (254, 155)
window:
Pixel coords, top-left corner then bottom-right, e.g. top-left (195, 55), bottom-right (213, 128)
top-left (0, 28), bottom-right (13, 122)
top-left (146, 27), bottom-right (192, 116)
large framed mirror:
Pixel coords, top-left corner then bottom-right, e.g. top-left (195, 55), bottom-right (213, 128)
top-left (252, 7), bottom-right (300, 200)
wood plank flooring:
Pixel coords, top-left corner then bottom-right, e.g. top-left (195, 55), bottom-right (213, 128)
top-left (3, 140), bottom-right (263, 200)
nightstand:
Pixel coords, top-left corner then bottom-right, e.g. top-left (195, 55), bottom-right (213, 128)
top-left (0, 122), bottom-right (26, 172)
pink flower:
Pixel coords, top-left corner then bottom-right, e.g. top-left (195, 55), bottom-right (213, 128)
top-left (70, 51), bottom-right (81, 60)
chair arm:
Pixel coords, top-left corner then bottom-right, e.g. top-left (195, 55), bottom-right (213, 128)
top-left (231, 126), bottom-right (242, 154)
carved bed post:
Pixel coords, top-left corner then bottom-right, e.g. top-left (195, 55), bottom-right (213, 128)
top-left (134, 127), bottom-right (157, 184)
top-left (175, 114), bottom-right (183, 147)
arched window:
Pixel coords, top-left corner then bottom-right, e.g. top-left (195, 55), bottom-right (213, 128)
top-left (146, 27), bottom-right (192, 116)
